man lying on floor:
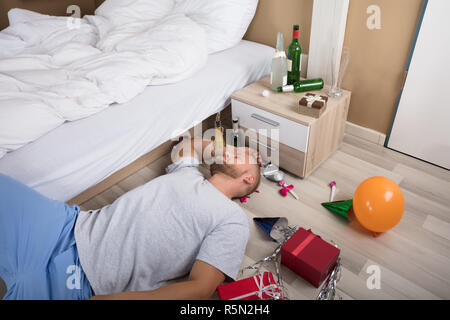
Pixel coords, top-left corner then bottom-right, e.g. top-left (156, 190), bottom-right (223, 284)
top-left (0, 138), bottom-right (261, 300)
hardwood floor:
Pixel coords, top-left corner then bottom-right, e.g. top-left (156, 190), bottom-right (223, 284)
top-left (80, 134), bottom-right (450, 300)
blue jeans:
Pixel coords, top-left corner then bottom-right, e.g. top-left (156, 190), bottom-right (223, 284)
top-left (0, 174), bottom-right (93, 300)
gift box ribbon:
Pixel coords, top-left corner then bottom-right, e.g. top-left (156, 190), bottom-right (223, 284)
top-left (291, 230), bottom-right (316, 256)
top-left (230, 273), bottom-right (282, 300)
top-left (304, 94), bottom-right (326, 108)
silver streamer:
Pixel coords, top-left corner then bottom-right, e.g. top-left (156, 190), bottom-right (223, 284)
top-left (238, 225), bottom-right (297, 300)
top-left (316, 257), bottom-right (342, 300)
top-left (238, 224), bottom-right (342, 301)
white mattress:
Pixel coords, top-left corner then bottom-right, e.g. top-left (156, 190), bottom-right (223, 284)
top-left (0, 40), bottom-right (273, 202)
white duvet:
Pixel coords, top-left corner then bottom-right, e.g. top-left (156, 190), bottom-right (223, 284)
top-left (0, 1), bottom-right (209, 159)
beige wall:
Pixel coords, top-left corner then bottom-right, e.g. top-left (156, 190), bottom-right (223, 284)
top-left (244, 0), bottom-right (313, 54)
top-left (0, 0), bottom-right (96, 30)
top-left (246, 0), bottom-right (423, 134)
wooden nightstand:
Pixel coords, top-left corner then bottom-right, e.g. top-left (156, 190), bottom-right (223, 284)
top-left (231, 77), bottom-right (351, 178)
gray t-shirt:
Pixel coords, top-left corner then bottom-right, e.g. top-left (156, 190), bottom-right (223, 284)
top-left (74, 157), bottom-right (250, 295)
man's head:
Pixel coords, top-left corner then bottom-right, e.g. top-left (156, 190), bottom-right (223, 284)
top-left (210, 147), bottom-right (261, 199)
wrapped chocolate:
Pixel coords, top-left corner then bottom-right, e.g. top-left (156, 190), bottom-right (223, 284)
top-left (298, 93), bottom-right (328, 118)
top-left (300, 93), bottom-right (329, 108)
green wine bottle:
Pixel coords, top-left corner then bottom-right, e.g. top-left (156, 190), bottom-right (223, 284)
top-left (277, 78), bottom-right (324, 93)
top-left (287, 25), bottom-right (302, 85)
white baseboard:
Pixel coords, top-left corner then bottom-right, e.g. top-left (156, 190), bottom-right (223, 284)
top-left (345, 122), bottom-right (386, 146)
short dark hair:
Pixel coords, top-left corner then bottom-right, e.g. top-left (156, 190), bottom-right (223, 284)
top-left (210, 163), bottom-right (261, 197)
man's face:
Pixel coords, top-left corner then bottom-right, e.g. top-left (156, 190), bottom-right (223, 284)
top-left (210, 147), bottom-right (256, 176)
top-left (210, 147), bottom-right (261, 196)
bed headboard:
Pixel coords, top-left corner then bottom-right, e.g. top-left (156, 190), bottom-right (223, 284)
top-left (0, 0), bottom-right (96, 30)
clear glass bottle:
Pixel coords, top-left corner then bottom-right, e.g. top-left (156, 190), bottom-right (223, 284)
top-left (270, 32), bottom-right (288, 91)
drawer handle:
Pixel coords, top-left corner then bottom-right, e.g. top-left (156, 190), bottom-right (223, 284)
top-left (251, 138), bottom-right (278, 152)
top-left (251, 113), bottom-right (280, 127)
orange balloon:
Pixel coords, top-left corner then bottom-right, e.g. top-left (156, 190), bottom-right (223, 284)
top-left (353, 177), bottom-right (405, 233)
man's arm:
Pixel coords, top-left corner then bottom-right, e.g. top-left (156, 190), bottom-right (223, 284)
top-left (89, 260), bottom-right (225, 300)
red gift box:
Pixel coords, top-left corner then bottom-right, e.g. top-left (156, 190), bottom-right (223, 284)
top-left (217, 272), bottom-right (282, 300)
top-left (281, 228), bottom-right (340, 288)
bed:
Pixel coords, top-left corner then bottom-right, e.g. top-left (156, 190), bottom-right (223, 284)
top-left (0, 40), bottom-right (273, 202)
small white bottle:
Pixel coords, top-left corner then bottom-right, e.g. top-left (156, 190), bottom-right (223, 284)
top-left (226, 118), bottom-right (244, 148)
top-left (232, 117), bottom-right (244, 147)
top-left (270, 32), bottom-right (288, 91)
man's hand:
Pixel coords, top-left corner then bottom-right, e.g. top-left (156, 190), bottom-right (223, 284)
top-left (172, 138), bottom-right (262, 168)
top-left (171, 138), bottom-right (216, 164)
top-left (249, 148), bottom-right (263, 167)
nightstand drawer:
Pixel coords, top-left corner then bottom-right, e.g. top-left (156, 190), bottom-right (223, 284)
top-left (245, 131), bottom-right (306, 177)
top-left (231, 99), bottom-right (310, 153)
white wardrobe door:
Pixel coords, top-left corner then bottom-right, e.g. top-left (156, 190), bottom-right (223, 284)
top-left (388, 0), bottom-right (450, 169)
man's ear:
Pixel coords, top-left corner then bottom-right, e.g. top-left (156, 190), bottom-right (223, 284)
top-left (242, 174), bottom-right (255, 185)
